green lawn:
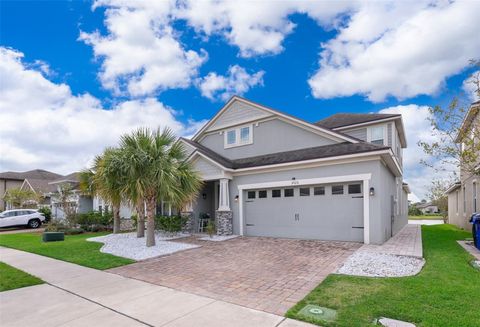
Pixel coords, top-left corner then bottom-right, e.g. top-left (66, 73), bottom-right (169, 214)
top-left (286, 224), bottom-right (480, 327)
top-left (0, 233), bottom-right (134, 270)
top-left (408, 215), bottom-right (444, 220)
top-left (0, 261), bottom-right (44, 292)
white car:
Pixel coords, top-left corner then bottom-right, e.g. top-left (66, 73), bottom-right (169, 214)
top-left (0, 209), bottom-right (45, 229)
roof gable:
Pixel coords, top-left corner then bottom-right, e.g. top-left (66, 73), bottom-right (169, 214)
top-left (192, 96), bottom-right (359, 144)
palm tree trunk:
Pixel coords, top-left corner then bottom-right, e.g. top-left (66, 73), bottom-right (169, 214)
top-left (113, 204), bottom-right (121, 234)
top-left (146, 198), bottom-right (156, 247)
top-left (136, 201), bottom-right (145, 238)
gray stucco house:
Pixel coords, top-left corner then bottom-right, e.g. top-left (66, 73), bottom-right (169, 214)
top-left (180, 96), bottom-right (409, 245)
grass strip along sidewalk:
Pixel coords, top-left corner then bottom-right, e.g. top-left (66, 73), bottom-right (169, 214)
top-left (0, 262), bottom-right (44, 292)
top-left (286, 224), bottom-right (480, 327)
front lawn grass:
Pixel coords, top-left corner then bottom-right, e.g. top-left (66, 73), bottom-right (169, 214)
top-left (0, 232), bottom-right (134, 270)
top-left (0, 261), bottom-right (44, 292)
top-left (408, 215), bottom-right (444, 220)
top-left (286, 224), bottom-right (480, 327)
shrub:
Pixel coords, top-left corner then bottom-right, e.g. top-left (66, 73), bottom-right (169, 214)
top-left (64, 228), bottom-right (84, 235)
top-left (44, 219), bottom-right (68, 232)
top-left (130, 214), bottom-right (138, 228)
top-left (155, 215), bottom-right (187, 234)
top-left (206, 220), bottom-right (216, 237)
top-left (38, 207), bottom-right (52, 222)
top-left (76, 211), bottom-right (112, 232)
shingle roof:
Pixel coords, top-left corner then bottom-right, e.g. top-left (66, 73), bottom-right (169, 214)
top-left (181, 138), bottom-right (235, 168)
top-left (49, 172), bottom-right (80, 184)
top-left (314, 113), bottom-right (401, 129)
top-left (25, 178), bottom-right (58, 193)
top-left (183, 139), bottom-right (389, 170)
top-left (0, 169), bottom-right (62, 181)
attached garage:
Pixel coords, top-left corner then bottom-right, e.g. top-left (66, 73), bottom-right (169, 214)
top-left (239, 174), bottom-right (371, 243)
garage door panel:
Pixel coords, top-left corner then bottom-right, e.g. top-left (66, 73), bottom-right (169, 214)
top-left (244, 184), bottom-right (364, 242)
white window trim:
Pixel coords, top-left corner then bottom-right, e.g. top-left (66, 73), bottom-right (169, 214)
top-left (224, 124), bottom-right (253, 149)
top-left (367, 125), bottom-right (387, 146)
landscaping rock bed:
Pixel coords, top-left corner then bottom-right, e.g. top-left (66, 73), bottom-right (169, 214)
top-left (87, 232), bottom-right (199, 260)
top-left (337, 252), bottom-right (425, 277)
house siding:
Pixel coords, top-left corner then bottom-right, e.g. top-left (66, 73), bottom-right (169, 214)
top-left (343, 128), bottom-right (367, 141)
top-left (200, 118), bottom-right (338, 160)
top-left (0, 179), bottom-right (23, 210)
top-left (207, 100), bottom-right (272, 131)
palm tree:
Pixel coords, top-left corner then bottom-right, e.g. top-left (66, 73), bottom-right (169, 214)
top-left (119, 127), bottom-right (202, 247)
top-left (80, 148), bottom-right (124, 234)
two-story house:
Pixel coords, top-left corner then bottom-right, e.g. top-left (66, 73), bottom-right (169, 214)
top-left (179, 96), bottom-right (409, 245)
top-left (447, 100), bottom-right (480, 229)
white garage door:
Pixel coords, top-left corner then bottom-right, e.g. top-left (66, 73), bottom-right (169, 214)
top-left (244, 182), bottom-right (364, 242)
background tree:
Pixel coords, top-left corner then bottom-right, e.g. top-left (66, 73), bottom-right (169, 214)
top-left (119, 127), bottom-right (202, 247)
top-left (427, 180), bottom-right (449, 220)
top-left (419, 60), bottom-right (480, 176)
top-left (2, 188), bottom-right (39, 209)
top-left (55, 183), bottom-right (78, 226)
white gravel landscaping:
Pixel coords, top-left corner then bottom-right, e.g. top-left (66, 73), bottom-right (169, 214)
top-left (337, 252), bottom-right (425, 277)
top-left (198, 235), bottom-right (239, 242)
top-left (87, 232), bottom-right (199, 260)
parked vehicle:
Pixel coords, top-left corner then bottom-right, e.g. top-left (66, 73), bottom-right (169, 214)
top-left (0, 209), bottom-right (45, 228)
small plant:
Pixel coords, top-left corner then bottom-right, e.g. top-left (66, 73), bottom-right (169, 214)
top-left (206, 220), bottom-right (216, 238)
top-left (76, 211), bottom-right (112, 232)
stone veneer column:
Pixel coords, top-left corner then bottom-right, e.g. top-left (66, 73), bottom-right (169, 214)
top-left (215, 210), bottom-right (233, 235)
top-left (180, 211), bottom-right (194, 233)
top-left (216, 178), bottom-right (232, 235)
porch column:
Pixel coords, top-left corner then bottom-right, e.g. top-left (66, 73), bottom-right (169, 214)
top-left (218, 178), bottom-right (230, 211)
top-left (216, 178), bottom-right (233, 235)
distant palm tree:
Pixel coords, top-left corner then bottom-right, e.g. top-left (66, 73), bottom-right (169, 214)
top-left (119, 127), bottom-right (202, 247)
top-left (80, 148), bottom-right (124, 234)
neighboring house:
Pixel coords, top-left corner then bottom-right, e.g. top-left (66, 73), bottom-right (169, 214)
top-left (415, 202), bottom-right (439, 214)
top-left (0, 169), bottom-right (62, 210)
top-left (179, 96), bottom-right (409, 245)
top-left (49, 172), bottom-right (93, 219)
top-left (92, 196), bottom-right (134, 219)
top-left (446, 101), bottom-right (480, 229)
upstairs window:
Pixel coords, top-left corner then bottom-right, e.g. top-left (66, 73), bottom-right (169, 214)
top-left (227, 130), bottom-right (236, 145)
top-left (224, 125), bottom-right (253, 148)
top-left (369, 126), bottom-right (385, 145)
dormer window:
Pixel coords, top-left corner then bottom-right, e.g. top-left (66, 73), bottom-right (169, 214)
top-left (368, 125), bottom-right (386, 146)
top-left (224, 124), bottom-right (253, 148)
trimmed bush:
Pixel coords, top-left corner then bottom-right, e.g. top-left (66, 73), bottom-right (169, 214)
top-left (76, 211), bottom-right (112, 232)
top-left (38, 207), bottom-right (52, 222)
top-left (155, 215), bottom-right (187, 234)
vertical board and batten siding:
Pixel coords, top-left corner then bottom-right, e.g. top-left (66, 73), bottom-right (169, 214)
top-left (207, 101), bottom-right (272, 131)
top-left (343, 128), bottom-right (367, 141)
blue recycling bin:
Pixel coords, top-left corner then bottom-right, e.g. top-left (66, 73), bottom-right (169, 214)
top-left (470, 213), bottom-right (480, 250)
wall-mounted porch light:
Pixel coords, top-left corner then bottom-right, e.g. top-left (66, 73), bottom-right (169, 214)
top-left (369, 187), bottom-right (375, 196)
top-left (202, 193), bottom-right (207, 199)
top-left (234, 195), bottom-right (239, 202)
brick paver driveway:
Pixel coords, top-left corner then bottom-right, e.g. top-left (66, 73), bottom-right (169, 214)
top-left (109, 236), bottom-right (361, 315)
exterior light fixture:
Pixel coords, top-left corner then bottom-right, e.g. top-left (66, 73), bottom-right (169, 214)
top-left (202, 193), bottom-right (207, 199)
top-left (292, 177), bottom-right (296, 180)
top-left (234, 195), bottom-right (239, 202)
top-left (369, 187), bottom-right (375, 196)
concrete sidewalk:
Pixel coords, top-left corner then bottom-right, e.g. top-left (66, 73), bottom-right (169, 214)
top-left (0, 247), bottom-right (313, 327)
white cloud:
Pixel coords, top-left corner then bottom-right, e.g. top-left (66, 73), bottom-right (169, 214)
top-left (177, 0), bottom-right (354, 58)
top-left (0, 47), bottom-right (205, 174)
top-left (379, 104), bottom-right (454, 201)
top-left (80, 0), bottom-right (207, 97)
top-left (309, 1), bottom-right (480, 102)
top-left (462, 70), bottom-right (480, 102)
top-left (197, 65), bottom-right (264, 101)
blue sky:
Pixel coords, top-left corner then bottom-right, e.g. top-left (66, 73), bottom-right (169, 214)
top-left (1, 1), bottom-right (479, 200)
